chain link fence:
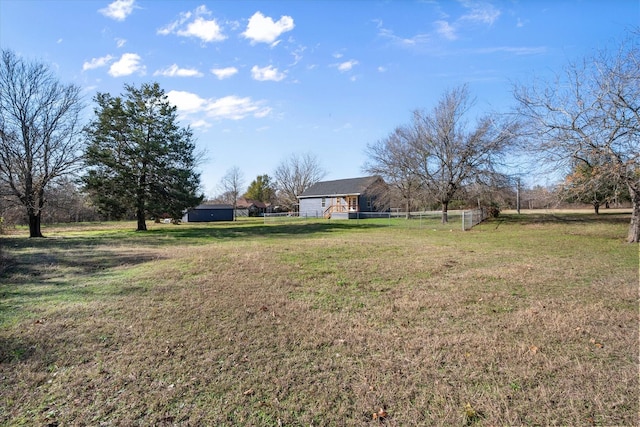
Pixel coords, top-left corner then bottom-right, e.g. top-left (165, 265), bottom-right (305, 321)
top-left (264, 208), bottom-right (489, 230)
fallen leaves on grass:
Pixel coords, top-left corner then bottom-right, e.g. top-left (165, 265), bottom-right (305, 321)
top-left (464, 402), bottom-right (482, 425)
top-left (372, 407), bottom-right (388, 421)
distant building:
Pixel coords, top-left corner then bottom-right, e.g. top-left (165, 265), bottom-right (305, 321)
top-left (235, 198), bottom-right (270, 217)
top-left (182, 204), bottom-right (234, 222)
top-left (298, 176), bottom-right (388, 219)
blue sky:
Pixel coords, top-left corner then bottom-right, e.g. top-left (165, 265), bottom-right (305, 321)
top-left (1, 0), bottom-right (637, 197)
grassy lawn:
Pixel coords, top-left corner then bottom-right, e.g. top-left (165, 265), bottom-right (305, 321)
top-left (0, 212), bottom-right (638, 426)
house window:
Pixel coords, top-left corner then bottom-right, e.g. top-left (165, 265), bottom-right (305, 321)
top-left (321, 197), bottom-right (326, 208)
top-left (367, 196), bottom-right (372, 209)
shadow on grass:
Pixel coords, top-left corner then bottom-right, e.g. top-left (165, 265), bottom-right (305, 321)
top-left (491, 211), bottom-right (631, 226)
top-left (2, 219), bottom-right (378, 251)
top-left (141, 221), bottom-right (383, 242)
top-left (0, 241), bottom-right (164, 327)
top-left (0, 243), bottom-right (163, 283)
top-left (0, 221), bottom-right (384, 324)
top-left (0, 336), bottom-right (38, 363)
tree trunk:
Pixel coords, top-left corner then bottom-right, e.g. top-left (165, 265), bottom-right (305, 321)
top-left (136, 208), bottom-right (147, 231)
top-left (441, 200), bottom-right (449, 224)
top-left (28, 211), bottom-right (43, 238)
top-left (136, 169), bottom-right (147, 231)
top-left (593, 202), bottom-right (600, 215)
top-left (627, 184), bottom-right (639, 243)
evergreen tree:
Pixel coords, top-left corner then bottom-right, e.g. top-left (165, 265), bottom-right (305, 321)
top-left (244, 174), bottom-right (275, 203)
top-left (83, 82), bottom-right (203, 230)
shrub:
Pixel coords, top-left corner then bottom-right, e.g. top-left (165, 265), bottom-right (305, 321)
top-left (487, 203), bottom-right (500, 218)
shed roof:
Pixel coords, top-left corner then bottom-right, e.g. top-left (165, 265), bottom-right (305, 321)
top-left (298, 176), bottom-right (381, 198)
top-left (192, 204), bottom-right (234, 210)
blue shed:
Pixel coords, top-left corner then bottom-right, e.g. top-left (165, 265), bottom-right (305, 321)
top-left (183, 204), bottom-right (234, 222)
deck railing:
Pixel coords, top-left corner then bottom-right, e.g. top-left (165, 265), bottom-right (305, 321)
top-left (323, 204), bottom-right (354, 218)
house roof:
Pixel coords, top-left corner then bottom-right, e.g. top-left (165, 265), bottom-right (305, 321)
top-left (193, 204), bottom-right (234, 210)
top-left (298, 176), bottom-right (382, 198)
top-left (236, 198), bottom-right (269, 209)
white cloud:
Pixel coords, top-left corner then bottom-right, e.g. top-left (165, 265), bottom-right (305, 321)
top-left (337, 60), bottom-right (358, 72)
top-left (377, 25), bottom-right (431, 47)
top-left (251, 65), bottom-right (286, 82)
top-left (179, 17), bottom-right (225, 42)
top-left (115, 38), bottom-right (127, 48)
top-left (473, 46), bottom-right (546, 55)
top-left (242, 11), bottom-right (294, 45)
top-left (289, 45), bottom-right (306, 65)
top-left (211, 67), bottom-right (239, 79)
top-left (99, 0), bottom-right (136, 21)
top-left (82, 55), bottom-right (114, 71)
top-left (377, 3), bottom-right (500, 50)
top-left (334, 122), bottom-right (353, 132)
top-left (166, 90), bottom-right (206, 112)
top-left (377, 66), bottom-right (387, 72)
top-left (153, 64), bottom-right (203, 77)
top-left (166, 90), bottom-right (271, 121)
top-left (158, 5), bottom-right (226, 43)
top-left (190, 119), bottom-right (212, 130)
top-left (157, 11), bottom-right (190, 36)
top-left (108, 53), bottom-right (145, 77)
top-left (461, 2), bottom-right (501, 25)
top-left (206, 96), bottom-right (271, 120)
top-left (435, 20), bottom-right (457, 40)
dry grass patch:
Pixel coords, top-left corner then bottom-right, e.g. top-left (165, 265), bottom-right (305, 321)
top-left (0, 213), bottom-right (637, 426)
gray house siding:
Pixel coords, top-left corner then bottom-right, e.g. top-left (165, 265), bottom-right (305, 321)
top-left (299, 197), bottom-right (325, 218)
top-left (183, 204), bottom-right (234, 222)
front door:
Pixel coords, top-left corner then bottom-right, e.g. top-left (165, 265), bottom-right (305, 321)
top-left (347, 196), bottom-right (358, 211)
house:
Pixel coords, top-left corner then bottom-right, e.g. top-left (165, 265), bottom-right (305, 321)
top-left (235, 198), bottom-right (270, 217)
top-left (298, 176), bottom-right (387, 219)
top-left (182, 204), bottom-right (234, 222)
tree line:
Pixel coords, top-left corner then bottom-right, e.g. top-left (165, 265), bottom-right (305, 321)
top-left (0, 29), bottom-right (638, 242)
top-left (0, 47), bottom-right (331, 234)
top-left (363, 31), bottom-right (638, 242)
top-left (211, 152), bottom-right (327, 214)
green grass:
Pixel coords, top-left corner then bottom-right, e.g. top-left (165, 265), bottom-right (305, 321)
top-left (0, 211), bottom-right (638, 426)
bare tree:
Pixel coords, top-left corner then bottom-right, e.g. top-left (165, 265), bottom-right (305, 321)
top-left (273, 152), bottom-right (326, 211)
top-left (514, 31), bottom-right (640, 242)
top-left (219, 166), bottom-right (245, 220)
top-left (0, 50), bottom-right (85, 237)
top-left (408, 85), bottom-right (520, 223)
top-left (42, 177), bottom-right (100, 223)
top-left (364, 127), bottom-right (422, 218)
top-left (521, 185), bottom-right (558, 210)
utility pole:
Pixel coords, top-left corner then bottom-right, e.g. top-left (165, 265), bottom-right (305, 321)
top-left (516, 177), bottom-right (521, 214)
